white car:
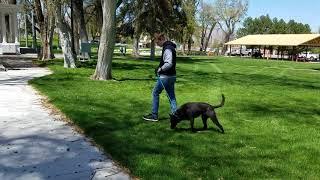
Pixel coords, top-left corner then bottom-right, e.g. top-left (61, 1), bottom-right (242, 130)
top-left (226, 49), bottom-right (251, 56)
top-left (298, 52), bottom-right (319, 61)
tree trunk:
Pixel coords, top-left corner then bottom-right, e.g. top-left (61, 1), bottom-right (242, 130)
top-left (74, 0), bottom-right (88, 42)
top-left (34, 0), bottom-right (54, 60)
top-left (92, 0), bottom-right (116, 80)
top-left (132, 33), bottom-right (140, 58)
top-left (150, 38), bottom-right (155, 61)
top-left (73, 18), bottom-right (80, 55)
top-left (48, 16), bottom-right (55, 59)
top-left (204, 24), bottom-right (215, 52)
top-left (31, 10), bottom-right (37, 49)
top-left (188, 36), bottom-right (192, 54)
top-left (73, 0), bottom-right (88, 56)
top-left (222, 32), bottom-right (232, 54)
top-left (181, 42), bottom-right (186, 55)
top-left (40, 32), bottom-right (48, 60)
top-left (200, 25), bottom-right (208, 51)
top-left (95, 0), bottom-right (103, 37)
top-left (34, 0), bottom-right (46, 60)
top-left (55, 3), bottom-right (76, 68)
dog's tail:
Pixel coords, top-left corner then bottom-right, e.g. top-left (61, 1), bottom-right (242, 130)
top-left (212, 94), bottom-right (225, 109)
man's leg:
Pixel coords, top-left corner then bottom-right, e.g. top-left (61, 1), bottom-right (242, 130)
top-left (151, 78), bottom-right (164, 117)
top-left (144, 78), bottom-right (163, 121)
top-left (163, 76), bottom-right (177, 114)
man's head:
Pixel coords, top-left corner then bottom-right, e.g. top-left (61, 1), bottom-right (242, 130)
top-left (154, 33), bottom-right (167, 47)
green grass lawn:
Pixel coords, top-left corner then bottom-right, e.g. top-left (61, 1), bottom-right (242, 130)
top-left (30, 56), bottom-right (320, 179)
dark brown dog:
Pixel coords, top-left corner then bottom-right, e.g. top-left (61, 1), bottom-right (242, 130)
top-left (170, 94), bottom-right (225, 133)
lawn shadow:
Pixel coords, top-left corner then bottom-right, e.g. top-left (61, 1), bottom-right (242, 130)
top-left (114, 77), bottom-right (155, 82)
top-left (174, 127), bottom-right (222, 134)
top-left (0, 129), bottom-right (115, 179)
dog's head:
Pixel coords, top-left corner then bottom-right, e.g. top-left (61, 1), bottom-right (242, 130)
top-left (169, 113), bottom-right (181, 129)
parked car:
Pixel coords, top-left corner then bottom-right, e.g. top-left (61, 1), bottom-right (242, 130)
top-left (298, 52), bottom-right (319, 61)
top-left (252, 50), bottom-right (263, 58)
top-left (226, 48), bottom-right (251, 56)
top-left (238, 49), bottom-right (252, 56)
top-left (225, 49), bottom-right (239, 56)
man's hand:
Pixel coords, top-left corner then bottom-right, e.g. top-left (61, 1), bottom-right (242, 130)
top-left (154, 68), bottom-right (159, 76)
top-left (155, 67), bottom-right (162, 76)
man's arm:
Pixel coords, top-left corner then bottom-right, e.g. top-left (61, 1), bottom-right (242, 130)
top-left (159, 49), bottom-right (173, 72)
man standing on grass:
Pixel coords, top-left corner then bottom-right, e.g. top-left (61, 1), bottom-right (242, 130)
top-left (143, 33), bottom-right (177, 122)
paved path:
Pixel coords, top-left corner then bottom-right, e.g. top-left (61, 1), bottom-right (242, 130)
top-left (0, 68), bottom-right (130, 180)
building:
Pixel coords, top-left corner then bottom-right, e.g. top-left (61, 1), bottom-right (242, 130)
top-left (225, 34), bottom-right (320, 61)
top-left (0, 2), bottom-right (20, 54)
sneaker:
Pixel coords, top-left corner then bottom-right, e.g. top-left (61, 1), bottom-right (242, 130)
top-left (143, 114), bottom-right (158, 122)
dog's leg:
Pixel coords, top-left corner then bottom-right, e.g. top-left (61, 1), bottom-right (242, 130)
top-left (190, 118), bottom-right (196, 132)
top-left (208, 111), bottom-right (224, 133)
top-left (201, 114), bottom-right (208, 130)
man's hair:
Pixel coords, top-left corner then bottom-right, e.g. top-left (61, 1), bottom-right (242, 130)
top-left (155, 33), bottom-right (167, 41)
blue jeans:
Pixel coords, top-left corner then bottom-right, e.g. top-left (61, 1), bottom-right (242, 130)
top-left (152, 76), bottom-right (177, 116)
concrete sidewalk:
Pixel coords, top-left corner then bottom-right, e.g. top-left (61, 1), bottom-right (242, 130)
top-left (0, 68), bottom-right (130, 180)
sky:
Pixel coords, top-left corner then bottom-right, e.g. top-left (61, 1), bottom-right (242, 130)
top-left (206, 0), bottom-right (320, 33)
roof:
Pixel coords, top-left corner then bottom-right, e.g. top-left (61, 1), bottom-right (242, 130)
top-left (225, 34), bottom-right (320, 47)
top-left (0, 4), bottom-right (21, 12)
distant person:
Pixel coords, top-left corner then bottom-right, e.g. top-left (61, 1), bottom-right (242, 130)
top-left (119, 46), bottom-right (126, 56)
top-left (143, 33), bottom-right (177, 122)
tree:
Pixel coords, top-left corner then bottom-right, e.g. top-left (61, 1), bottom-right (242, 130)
top-left (128, 0), bottom-right (186, 60)
top-left (237, 15), bottom-right (273, 37)
top-left (91, 0), bottom-right (118, 80)
top-left (133, 0), bottom-right (162, 60)
top-left (116, 0), bottom-right (140, 57)
top-left (34, 0), bottom-right (56, 60)
top-left (73, 0), bottom-right (89, 57)
top-left (237, 15), bottom-right (311, 37)
top-left (180, 0), bottom-right (198, 54)
top-left (53, 0), bottom-right (77, 68)
top-left (82, 0), bottom-right (101, 41)
top-left (199, 1), bottom-right (217, 52)
top-left (116, 0), bottom-right (188, 59)
top-left (215, 0), bottom-right (248, 52)
top-left (286, 20), bottom-right (311, 34)
top-left (271, 18), bottom-right (287, 34)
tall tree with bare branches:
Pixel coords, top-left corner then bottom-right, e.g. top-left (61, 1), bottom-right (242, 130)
top-left (199, 1), bottom-right (217, 52)
top-left (215, 0), bottom-right (248, 53)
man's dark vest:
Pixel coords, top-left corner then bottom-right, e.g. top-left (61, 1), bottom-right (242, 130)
top-left (159, 41), bottom-right (176, 76)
